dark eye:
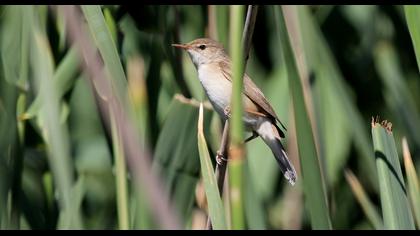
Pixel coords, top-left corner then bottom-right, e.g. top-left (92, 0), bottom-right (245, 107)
top-left (198, 44), bottom-right (206, 50)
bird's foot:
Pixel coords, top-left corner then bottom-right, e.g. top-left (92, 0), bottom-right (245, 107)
top-left (223, 106), bottom-right (231, 119)
top-left (216, 151), bottom-right (228, 165)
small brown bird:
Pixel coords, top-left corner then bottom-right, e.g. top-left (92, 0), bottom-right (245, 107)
top-left (172, 38), bottom-right (297, 185)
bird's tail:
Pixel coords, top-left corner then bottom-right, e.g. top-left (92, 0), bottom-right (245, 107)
top-left (256, 120), bottom-right (297, 186)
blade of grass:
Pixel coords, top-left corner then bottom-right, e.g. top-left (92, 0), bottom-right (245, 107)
top-left (197, 104), bottom-right (227, 230)
top-left (402, 137), bottom-right (420, 228)
top-left (404, 6), bottom-right (420, 73)
top-left (296, 5), bottom-right (377, 190)
top-left (0, 6), bottom-right (32, 229)
top-left (25, 47), bottom-right (80, 119)
top-left (110, 108), bottom-right (129, 230)
top-left (1, 6), bottom-right (30, 90)
top-left (274, 6), bottom-right (332, 229)
top-left (56, 176), bottom-right (85, 229)
top-left (103, 7), bottom-right (118, 47)
top-left (81, 6), bottom-right (127, 102)
top-left (344, 169), bottom-right (383, 229)
top-left (130, 185), bottom-right (153, 229)
top-left (371, 118), bottom-right (415, 229)
top-left (30, 6), bottom-right (79, 228)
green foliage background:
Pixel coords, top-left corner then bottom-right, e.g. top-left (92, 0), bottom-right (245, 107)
top-left (0, 5), bottom-right (419, 229)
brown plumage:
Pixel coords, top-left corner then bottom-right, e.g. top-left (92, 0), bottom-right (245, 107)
top-left (173, 38), bottom-right (297, 185)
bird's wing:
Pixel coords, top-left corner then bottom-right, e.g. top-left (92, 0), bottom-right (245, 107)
top-left (219, 60), bottom-right (287, 132)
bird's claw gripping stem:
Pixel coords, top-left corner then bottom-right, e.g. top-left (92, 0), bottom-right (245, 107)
top-left (224, 106), bottom-right (231, 119)
top-left (216, 151), bottom-right (228, 165)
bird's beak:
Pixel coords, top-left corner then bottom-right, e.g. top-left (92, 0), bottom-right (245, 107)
top-left (172, 43), bottom-right (190, 50)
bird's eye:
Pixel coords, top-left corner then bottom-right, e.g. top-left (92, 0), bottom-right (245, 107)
top-left (198, 45), bottom-right (206, 50)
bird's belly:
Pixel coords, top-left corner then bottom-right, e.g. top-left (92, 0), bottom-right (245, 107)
top-left (198, 68), bottom-right (259, 132)
top-left (198, 67), bottom-right (232, 120)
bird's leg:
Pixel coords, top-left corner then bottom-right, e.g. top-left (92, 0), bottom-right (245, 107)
top-left (224, 105), bottom-right (259, 143)
top-left (244, 131), bottom-right (259, 143)
top-left (224, 105), bottom-right (231, 119)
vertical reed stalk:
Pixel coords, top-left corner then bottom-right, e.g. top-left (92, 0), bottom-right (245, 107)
top-left (228, 5), bottom-right (246, 230)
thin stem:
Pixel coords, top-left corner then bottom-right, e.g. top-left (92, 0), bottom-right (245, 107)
top-left (174, 94), bottom-right (213, 110)
top-left (241, 5), bottom-right (258, 62)
top-left (214, 122), bottom-right (230, 193)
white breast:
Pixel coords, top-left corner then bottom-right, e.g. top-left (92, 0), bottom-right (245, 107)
top-left (198, 64), bottom-right (232, 120)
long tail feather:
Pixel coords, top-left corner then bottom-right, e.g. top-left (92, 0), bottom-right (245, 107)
top-left (273, 141), bottom-right (297, 185)
top-left (256, 120), bottom-right (297, 185)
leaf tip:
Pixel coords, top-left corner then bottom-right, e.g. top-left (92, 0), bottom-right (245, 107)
top-left (371, 115), bottom-right (393, 133)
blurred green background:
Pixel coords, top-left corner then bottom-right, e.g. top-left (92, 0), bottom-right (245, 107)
top-left (0, 5), bottom-right (419, 230)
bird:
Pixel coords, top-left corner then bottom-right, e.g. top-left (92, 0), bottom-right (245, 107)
top-left (172, 38), bottom-right (297, 185)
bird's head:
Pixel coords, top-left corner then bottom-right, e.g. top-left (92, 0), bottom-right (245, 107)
top-left (172, 38), bottom-right (228, 68)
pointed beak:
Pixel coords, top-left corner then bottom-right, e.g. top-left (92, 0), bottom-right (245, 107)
top-left (172, 43), bottom-right (190, 50)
